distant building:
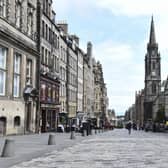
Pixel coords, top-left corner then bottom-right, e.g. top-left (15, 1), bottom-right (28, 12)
top-left (135, 90), bottom-right (144, 128)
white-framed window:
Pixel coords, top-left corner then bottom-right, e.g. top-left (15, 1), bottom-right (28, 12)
top-left (13, 53), bottom-right (21, 97)
top-left (16, 1), bottom-right (22, 28)
top-left (0, 0), bottom-right (6, 17)
top-left (0, 47), bottom-right (7, 96)
top-left (26, 59), bottom-right (32, 85)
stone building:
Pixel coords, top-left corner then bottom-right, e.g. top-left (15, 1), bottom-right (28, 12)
top-left (38, 0), bottom-right (60, 132)
top-left (144, 17), bottom-right (161, 123)
top-left (93, 61), bottom-right (107, 127)
top-left (66, 36), bottom-right (78, 123)
top-left (58, 28), bottom-right (68, 125)
top-left (0, 0), bottom-right (38, 135)
top-left (76, 47), bottom-right (84, 126)
top-left (135, 90), bottom-right (144, 128)
top-left (83, 42), bottom-right (94, 121)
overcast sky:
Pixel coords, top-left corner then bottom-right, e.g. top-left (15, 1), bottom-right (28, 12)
top-left (53, 0), bottom-right (168, 115)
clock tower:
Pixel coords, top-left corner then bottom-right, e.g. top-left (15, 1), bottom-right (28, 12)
top-left (144, 16), bottom-right (161, 122)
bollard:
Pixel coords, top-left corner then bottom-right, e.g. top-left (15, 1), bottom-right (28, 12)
top-left (99, 129), bottom-right (100, 133)
top-left (95, 129), bottom-right (97, 134)
top-left (90, 129), bottom-right (93, 135)
top-left (70, 131), bottom-right (75, 139)
top-left (48, 134), bottom-right (56, 145)
top-left (82, 130), bottom-right (87, 137)
top-left (1, 139), bottom-right (15, 157)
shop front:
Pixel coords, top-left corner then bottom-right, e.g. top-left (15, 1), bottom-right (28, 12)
top-left (40, 76), bottom-right (60, 132)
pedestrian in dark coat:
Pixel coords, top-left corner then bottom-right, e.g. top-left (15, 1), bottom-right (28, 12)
top-left (126, 122), bottom-right (132, 135)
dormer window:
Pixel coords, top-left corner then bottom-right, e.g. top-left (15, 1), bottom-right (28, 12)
top-left (0, 0), bottom-right (6, 17)
top-left (16, 1), bottom-right (22, 29)
top-left (27, 5), bottom-right (34, 36)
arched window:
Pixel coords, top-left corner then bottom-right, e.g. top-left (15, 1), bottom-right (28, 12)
top-left (14, 116), bottom-right (21, 127)
top-left (152, 83), bottom-right (157, 94)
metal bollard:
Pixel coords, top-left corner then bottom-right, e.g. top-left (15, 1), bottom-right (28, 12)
top-left (1, 139), bottom-right (15, 157)
top-left (48, 134), bottom-right (56, 145)
top-left (70, 131), bottom-right (75, 139)
top-left (82, 130), bottom-right (87, 137)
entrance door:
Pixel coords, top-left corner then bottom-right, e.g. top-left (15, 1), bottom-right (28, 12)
top-left (26, 102), bottom-right (32, 132)
top-left (41, 110), bottom-right (46, 132)
top-left (0, 117), bottom-right (7, 136)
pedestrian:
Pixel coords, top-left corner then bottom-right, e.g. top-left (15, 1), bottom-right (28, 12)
top-left (126, 121), bottom-right (132, 135)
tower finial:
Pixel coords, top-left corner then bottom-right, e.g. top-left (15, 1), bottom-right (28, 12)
top-left (149, 15), bottom-right (156, 44)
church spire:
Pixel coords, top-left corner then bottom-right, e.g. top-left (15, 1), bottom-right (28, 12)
top-left (149, 16), bottom-right (156, 45)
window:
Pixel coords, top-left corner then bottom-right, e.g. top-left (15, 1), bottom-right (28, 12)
top-left (57, 58), bottom-right (59, 72)
top-left (26, 59), bottom-right (32, 85)
top-left (27, 6), bottom-right (33, 36)
top-left (152, 62), bottom-right (156, 70)
top-left (0, 0), bottom-right (6, 17)
top-left (152, 83), bottom-right (157, 94)
top-left (47, 84), bottom-right (51, 102)
top-left (42, 21), bottom-right (45, 38)
top-left (45, 49), bottom-right (47, 65)
top-left (13, 53), bottom-right (21, 97)
top-left (14, 116), bottom-right (21, 127)
top-left (16, 1), bottom-right (22, 28)
top-left (41, 47), bottom-right (44, 64)
top-left (45, 24), bottom-right (48, 40)
top-left (48, 51), bottom-right (50, 66)
top-left (0, 47), bottom-right (7, 96)
top-left (40, 83), bottom-right (46, 101)
top-left (46, 0), bottom-right (48, 14)
top-left (43, 0), bottom-right (46, 12)
top-left (52, 85), bottom-right (56, 102)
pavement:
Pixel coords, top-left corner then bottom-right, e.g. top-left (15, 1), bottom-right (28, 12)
top-left (0, 131), bottom-right (92, 168)
top-left (6, 129), bottom-right (168, 168)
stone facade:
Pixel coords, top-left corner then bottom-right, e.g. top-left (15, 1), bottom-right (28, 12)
top-left (83, 42), bottom-right (94, 120)
top-left (135, 90), bottom-right (144, 128)
top-left (93, 61), bottom-right (108, 127)
top-left (0, 0), bottom-right (38, 135)
top-left (0, 0), bottom-right (108, 135)
top-left (58, 34), bottom-right (67, 125)
top-left (38, 0), bottom-right (60, 132)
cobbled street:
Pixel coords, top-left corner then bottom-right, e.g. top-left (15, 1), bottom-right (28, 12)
top-left (10, 129), bottom-right (168, 168)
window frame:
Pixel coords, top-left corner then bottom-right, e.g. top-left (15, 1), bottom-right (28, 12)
top-left (13, 52), bottom-right (21, 98)
top-left (0, 46), bottom-right (7, 96)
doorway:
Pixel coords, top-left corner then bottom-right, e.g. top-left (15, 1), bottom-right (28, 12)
top-left (0, 117), bottom-right (7, 136)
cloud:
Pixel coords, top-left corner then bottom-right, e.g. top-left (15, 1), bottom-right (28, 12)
top-left (95, 0), bottom-right (168, 16)
top-left (93, 40), bottom-right (144, 112)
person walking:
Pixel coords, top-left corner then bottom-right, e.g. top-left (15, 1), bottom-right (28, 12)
top-left (126, 121), bottom-right (132, 135)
